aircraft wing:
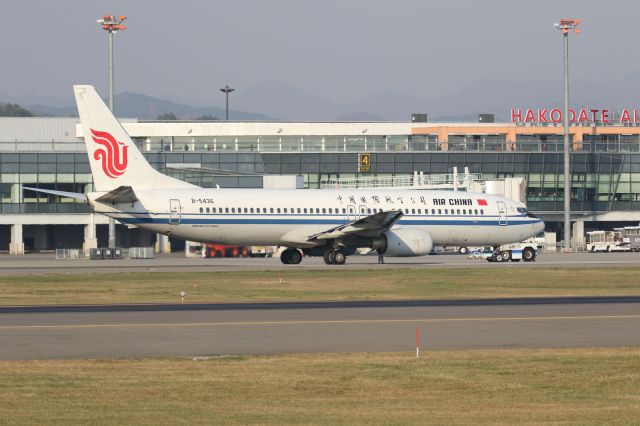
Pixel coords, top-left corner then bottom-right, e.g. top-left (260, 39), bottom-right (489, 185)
top-left (22, 186), bottom-right (87, 201)
top-left (308, 210), bottom-right (404, 240)
top-left (94, 186), bottom-right (138, 204)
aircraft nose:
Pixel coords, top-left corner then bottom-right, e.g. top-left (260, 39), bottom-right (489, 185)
top-left (535, 220), bottom-right (545, 234)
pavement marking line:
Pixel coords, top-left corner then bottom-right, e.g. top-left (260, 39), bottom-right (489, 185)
top-left (1, 314), bottom-right (639, 330)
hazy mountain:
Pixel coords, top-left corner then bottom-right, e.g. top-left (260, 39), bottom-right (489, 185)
top-left (345, 90), bottom-right (426, 121)
top-left (230, 74), bottom-right (640, 121)
top-left (335, 112), bottom-right (386, 122)
top-left (26, 92), bottom-right (273, 120)
top-left (233, 80), bottom-right (339, 121)
top-left (26, 104), bottom-right (77, 117)
top-left (11, 72), bottom-right (640, 122)
top-left (115, 93), bottom-right (273, 120)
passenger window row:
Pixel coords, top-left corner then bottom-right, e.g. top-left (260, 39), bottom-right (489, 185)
top-left (197, 207), bottom-right (485, 215)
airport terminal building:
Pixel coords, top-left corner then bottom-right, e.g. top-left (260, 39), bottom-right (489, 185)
top-left (1, 115), bottom-right (640, 252)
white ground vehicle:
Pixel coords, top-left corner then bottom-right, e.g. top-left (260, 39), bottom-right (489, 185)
top-left (469, 242), bottom-right (538, 262)
top-left (250, 246), bottom-right (275, 257)
top-left (586, 230), bottom-right (630, 252)
top-left (615, 227), bottom-right (640, 252)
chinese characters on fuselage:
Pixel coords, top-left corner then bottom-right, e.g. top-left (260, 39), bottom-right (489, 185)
top-left (336, 195), bottom-right (473, 206)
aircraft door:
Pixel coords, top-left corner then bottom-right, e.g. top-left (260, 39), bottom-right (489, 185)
top-left (497, 201), bottom-right (507, 226)
top-left (169, 199), bottom-right (181, 225)
top-left (359, 204), bottom-right (368, 217)
top-left (347, 205), bottom-right (357, 221)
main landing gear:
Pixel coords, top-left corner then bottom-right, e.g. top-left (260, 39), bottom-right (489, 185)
top-left (279, 247), bottom-right (348, 265)
top-left (323, 248), bottom-right (346, 265)
top-left (280, 248), bottom-right (302, 265)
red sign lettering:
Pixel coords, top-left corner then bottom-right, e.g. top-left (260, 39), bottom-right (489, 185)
top-left (577, 109), bottom-right (589, 123)
top-left (511, 107), bottom-right (638, 124)
top-left (524, 109), bottom-right (535, 122)
top-left (620, 109), bottom-right (631, 123)
top-left (538, 108), bottom-right (548, 123)
top-left (511, 108), bottom-right (522, 122)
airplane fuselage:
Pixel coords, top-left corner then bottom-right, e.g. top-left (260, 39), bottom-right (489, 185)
top-left (91, 187), bottom-right (544, 248)
top-left (66, 84), bottom-right (546, 265)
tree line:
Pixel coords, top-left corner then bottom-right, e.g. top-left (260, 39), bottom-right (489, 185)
top-left (0, 103), bottom-right (34, 117)
top-left (156, 113), bottom-right (219, 120)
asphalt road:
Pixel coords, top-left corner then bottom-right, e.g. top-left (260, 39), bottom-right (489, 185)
top-left (1, 251), bottom-right (640, 275)
top-left (1, 296), bottom-right (639, 360)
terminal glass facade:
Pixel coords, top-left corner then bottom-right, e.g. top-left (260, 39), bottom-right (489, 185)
top-left (3, 150), bottom-right (639, 216)
top-left (2, 122), bottom-right (640, 219)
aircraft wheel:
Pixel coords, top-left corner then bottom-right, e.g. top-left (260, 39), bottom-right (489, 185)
top-left (333, 251), bottom-right (346, 265)
top-left (281, 248), bottom-right (302, 265)
top-left (522, 248), bottom-right (535, 262)
top-left (501, 251), bottom-right (511, 262)
top-left (289, 249), bottom-right (302, 264)
top-left (280, 249), bottom-right (292, 264)
top-left (323, 249), bottom-right (334, 265)
top-left (458, 247), bottom-right (469, 255)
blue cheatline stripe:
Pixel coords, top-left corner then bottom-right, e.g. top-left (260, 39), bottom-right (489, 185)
top-left (101, 211), bottom-right (530, 220)
top-left (113, 216), bottom-right (540, 227)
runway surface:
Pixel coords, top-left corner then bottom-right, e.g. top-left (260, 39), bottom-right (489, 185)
top-left (1, 251), bottom-right (640, 275)
top-left (1, 296), bottom-right (639, 360)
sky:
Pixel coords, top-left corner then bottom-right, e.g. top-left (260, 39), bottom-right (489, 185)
top-left (1, 0), bottom-right (638, 107)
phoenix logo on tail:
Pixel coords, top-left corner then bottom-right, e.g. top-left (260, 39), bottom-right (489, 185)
top-left (90, 128), bottom-right (128, 178)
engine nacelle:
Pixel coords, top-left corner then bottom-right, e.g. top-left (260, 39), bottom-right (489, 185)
top-left (381, 228), bottom-right (433, 257)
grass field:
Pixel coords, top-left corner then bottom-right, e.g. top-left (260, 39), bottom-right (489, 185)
top-left (1, 348), bottom-right (639, 425)
top-left (1, 267), bottom-right (640, 306)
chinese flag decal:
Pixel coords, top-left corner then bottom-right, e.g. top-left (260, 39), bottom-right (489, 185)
top-left (477, 199), bottom-right (488, 206)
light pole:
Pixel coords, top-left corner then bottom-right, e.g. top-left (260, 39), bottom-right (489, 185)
top-left (220, 84), bottom-right (235, 120)
top-left (554, 18), bottom-right (580, 250)
top-left (97, 15), bottom-right (127, 249)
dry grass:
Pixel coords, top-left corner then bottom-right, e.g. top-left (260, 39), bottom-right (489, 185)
top-left (0, 348), bottom-right (639, 425)
top-left (1, 268), bottom-right (640, 306)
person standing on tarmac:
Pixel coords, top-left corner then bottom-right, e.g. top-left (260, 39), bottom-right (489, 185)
top-left (377, 249), bottom-right (385, 264)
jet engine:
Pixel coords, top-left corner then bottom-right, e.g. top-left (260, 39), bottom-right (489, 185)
top-left (371, 228), bottom-right (433, 257)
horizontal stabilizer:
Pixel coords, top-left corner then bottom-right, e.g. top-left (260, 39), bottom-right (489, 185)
top-left (22, 186), bottom-right (87, 201)
top-left (94, 186), bottom-right (138, 204)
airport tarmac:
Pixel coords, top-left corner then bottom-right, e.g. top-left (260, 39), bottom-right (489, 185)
top-left (1, 251), bottom-right (640, 275)
top-left (0, 296), bottom-right (638, 360)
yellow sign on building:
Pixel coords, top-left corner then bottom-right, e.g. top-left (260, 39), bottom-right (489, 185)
top-left (358, 153), bottom-right (371, 172)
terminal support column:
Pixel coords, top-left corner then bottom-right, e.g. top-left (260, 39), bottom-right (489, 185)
top-left (84, 214), bottom-right (98, 255)
top-left (10, 224), bottom-right (24, 255)
top-left (155, 233), bottom-right (171, 254)
top-left (571, 220), bottom-right (585, 249)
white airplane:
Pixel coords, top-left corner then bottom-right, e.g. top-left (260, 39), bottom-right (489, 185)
top-left (26, 85), bottom-right (545, 265)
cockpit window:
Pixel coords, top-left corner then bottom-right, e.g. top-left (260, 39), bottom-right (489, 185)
top-left (517, 206), bottom-right (538, 218)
